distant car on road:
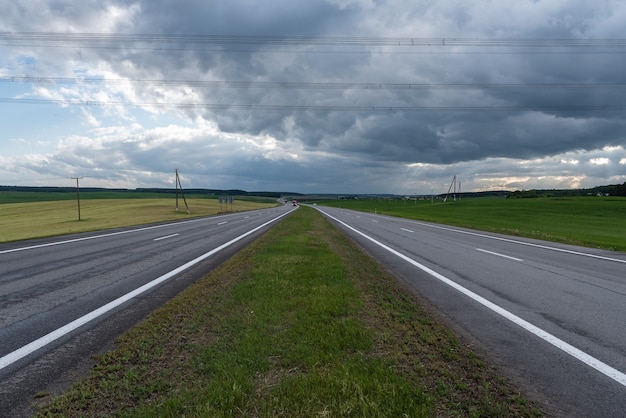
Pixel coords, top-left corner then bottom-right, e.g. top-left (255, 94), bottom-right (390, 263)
top-left (292, 200), bottom-right (297, 206)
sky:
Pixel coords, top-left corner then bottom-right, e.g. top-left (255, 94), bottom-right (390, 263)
top-left (1, 0), bottom-right (626, 195)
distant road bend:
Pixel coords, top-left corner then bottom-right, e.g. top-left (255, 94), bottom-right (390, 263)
top-left (0, 204), bottom-right (295, 416)
top-left (315, 206), bottom-right (626, 418)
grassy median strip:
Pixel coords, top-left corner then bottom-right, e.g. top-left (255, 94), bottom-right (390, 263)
top-left (37, 207), bottom-right (541, 417)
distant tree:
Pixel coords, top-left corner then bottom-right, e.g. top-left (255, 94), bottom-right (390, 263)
top-left (610, 182), bottom-right (626, 196)
top-left (507, 189), bottom-right (543, 198)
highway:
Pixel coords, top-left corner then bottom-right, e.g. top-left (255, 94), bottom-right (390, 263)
top-left (315, 206), bottom-right (626, 418)
top-left (2, 202), bottom-right (625, 416)
top-left (0, 204), bottom-right (295, 416)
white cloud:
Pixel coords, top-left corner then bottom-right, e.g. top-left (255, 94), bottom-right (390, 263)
top-left (2, 1), bottom-right (626, 193)
top-left (590, 157), bottom-right (611, 165)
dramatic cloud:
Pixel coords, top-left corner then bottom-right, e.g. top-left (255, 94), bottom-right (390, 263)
top-left (1, 0), bottom-right (626, 193)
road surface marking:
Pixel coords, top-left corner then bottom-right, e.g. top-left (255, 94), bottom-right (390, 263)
top-left (317, 208), bottom-right (626, 389)
top-left (401, 228), bottom-right (415, 233)
top-left (0, 213), bottom-right (242, 255)
top-left (476, 248), bottom-right (523, 262)
top-left (217, 221), bottom-right (228, 225)
top-left (154, 234), bottom-right (179, 241)
top-left (0, 208), bottom-right (296, 371)
top-left (393, 217), bottom-right (626, 264)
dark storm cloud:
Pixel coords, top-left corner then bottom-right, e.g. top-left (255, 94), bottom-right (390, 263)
top-left (60, 1), bottom-right (624, 169)
top-left (2, 0), bottom-right (626, 192)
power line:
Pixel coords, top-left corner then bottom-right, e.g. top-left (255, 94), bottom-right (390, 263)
top-left (3, 33), bottom-right (626, 47)
top-left (3, 33), bottom-right (626, 58)
top-left (3, 76), bottom-right (626, 91)
top-left (3, 43), bottom-right (626, 55)
top-left (2, 33), bottom-right (626, 56)
top-left (1, 97), bottom-right (624, 112)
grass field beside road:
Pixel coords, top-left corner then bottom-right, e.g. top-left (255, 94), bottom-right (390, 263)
top-left (36, 207), bottom-right (541, 417)
top-left (0, 195), bottom-right (276, 243)
top-left (318, 196), bottom-right (626, 251)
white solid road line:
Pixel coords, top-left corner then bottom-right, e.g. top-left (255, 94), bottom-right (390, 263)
top-left (400, 228), bottom-right (415, 233)
top-left (317, 207), bottom-right (626, 389)
top-left (397, 217), bottom-right (626, 264)
top-left (0, 212), bottom-right (243, 255)
top-left (476, 248), bottom-right (524, 262)
top-left (0, 208), bottom-right (295, 371)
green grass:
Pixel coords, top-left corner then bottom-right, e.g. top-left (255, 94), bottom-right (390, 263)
top-left (0, 190), bottom-right (280, 204)
top-left (0, 191), bottom-right (174, 203)
top-left (319, 196), bottom-right (626, 251)
top-left (36, 207), bottom-right (541, 417)
top-left (0, 196), bottom-right (276, 243)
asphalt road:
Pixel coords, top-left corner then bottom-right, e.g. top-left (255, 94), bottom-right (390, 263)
top-left (0, 204), bottom-right (295, 417)
top-left (2, 203), bottom-right (625, 417)
top-left (315, 205), bottom-right (626, 418)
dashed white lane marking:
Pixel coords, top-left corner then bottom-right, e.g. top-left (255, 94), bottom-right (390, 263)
top-left (318, 208), bottom-right (626, 389)
top-left (0, 213), bottom-right (243, 255)
top-left (0, 208), bottom-right (295, 371)
top-left (476, 248), bottom-right (523, 262)
top-left (154, 234), bottom-right (179, 241)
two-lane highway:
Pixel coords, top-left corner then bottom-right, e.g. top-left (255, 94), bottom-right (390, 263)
top-left (315, 206), bottom-right (626, 417)
top-left (0, 204), bottom-right (295, 416)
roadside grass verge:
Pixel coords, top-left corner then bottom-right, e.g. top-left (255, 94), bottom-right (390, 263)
top-left (0, 198), bottom-right (275, 243)
top-left (37, 207), bottom-right (541, 417)
top-left (319, 196), bottom-right (626, 251)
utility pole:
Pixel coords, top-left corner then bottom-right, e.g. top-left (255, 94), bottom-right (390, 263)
top-left (175, 169), bottom-right (179, 211)
top-left (174, 169), bottom-right (190, 214)
top-left (71, 176), bottom-right (83, 221)
top-left (443, 175), bottom-right (457, 203)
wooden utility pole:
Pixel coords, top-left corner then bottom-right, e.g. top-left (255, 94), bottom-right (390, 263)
top-left (443, 174), bottom-right (457, 203)
top-left (71, 176), bottom-right (83, 221)
top-left (174, 169), bottom-right (190, 214)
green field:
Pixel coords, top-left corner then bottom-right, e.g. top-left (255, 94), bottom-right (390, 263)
top-left (5, 191), bottom-right (620, 415)
top-left (317, 196), bottom-right (626, 251)
top-left (0, 191), bottom-right (277, 243)
top-left (36, 207), bottom-right (541, 417)
top-left (4, 191), bottom-right (624, 251)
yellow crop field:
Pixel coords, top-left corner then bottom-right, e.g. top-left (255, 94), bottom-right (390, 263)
top-left (0, 198), bottom-right (276, 243)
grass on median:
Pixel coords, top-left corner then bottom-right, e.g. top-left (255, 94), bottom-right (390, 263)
top-left (36, 207), bottom-right (542, 417)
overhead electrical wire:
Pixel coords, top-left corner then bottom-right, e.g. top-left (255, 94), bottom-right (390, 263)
top-left (2, 33), bottom-right (624, 111)
top-left (2, 33), bottom-right (626, 56)
top-left (3, 43), bottom-right (625, 55)
top-left (3, 33), bottom-right (626, 57)
top-left (2, 32), bottom-right (626, 47)
top-left (2, 78), bottom-right (624, 112)
top-left (1, 97), bottom-right (624, 112)
top-left (2, 76), bottom-right (625, 91)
